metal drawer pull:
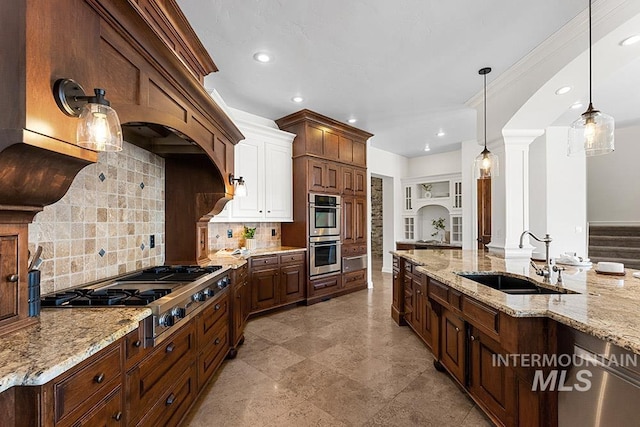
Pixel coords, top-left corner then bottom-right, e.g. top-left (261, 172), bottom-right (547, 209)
top-left (166, 393), bottom-right (176, 405)
top-left (214, 338), bottom-right (221, 345)
top-left (166, 343), bottom-right (175, 353)
top-left (454, 327), bottom-right (460, 332)
top-left (215, 303), bottom-right (221, 310)
top-left (94, 373), bottom-right (105, 384)
top-left (470, 335), bottom-right (476, 341)
top-left (113, 412), bottom-right (123, 421)
top-left (7, 274), bottom-right (18, 282)
top-left (133, 340), bottom-right (142, 348)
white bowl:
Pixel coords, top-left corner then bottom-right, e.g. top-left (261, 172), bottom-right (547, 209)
top-left (596, 262), bottom-right (624, 273)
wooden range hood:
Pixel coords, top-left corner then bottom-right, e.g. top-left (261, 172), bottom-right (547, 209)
top-left (0, 0), bottom-right (244, 263)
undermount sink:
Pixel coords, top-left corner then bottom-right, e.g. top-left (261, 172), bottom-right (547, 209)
top-left (457, 273), bottom-right (578, 295)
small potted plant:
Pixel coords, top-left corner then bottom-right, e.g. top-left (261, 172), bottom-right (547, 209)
top-left (242, 226), bottom-right (257, 251)
top-left (431, 217), bottom-right (446, 242)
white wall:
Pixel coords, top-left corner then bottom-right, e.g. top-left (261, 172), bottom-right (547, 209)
top-left (368, 146), bottom-right (409, 273)
top-left (587, 124), bottom-right (640, 223)
top-left (407, 151), bottom-right (461, 177)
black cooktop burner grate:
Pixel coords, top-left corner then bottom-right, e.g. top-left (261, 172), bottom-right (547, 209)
top-left (123, 265), bottom-right (223, 282)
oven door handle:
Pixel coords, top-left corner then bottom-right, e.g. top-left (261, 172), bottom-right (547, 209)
top-left (310, 242), bottom-right (342, 247)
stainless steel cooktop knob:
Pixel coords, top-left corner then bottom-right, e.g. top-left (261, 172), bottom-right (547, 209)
top-left (171, 307), bottom-right (185, 318)
top-left (203, 288), bottom-right (214, 298)
top-left (192, 292), bottom-right (205, 302)
top-left (159, 313), bottom-right (174, 327)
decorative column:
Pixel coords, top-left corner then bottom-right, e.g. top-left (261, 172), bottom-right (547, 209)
top-left (486, 129), bottom-right (544, 258)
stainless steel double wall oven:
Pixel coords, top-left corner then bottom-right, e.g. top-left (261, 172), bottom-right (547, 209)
top-left (308, 193), bottom-right (342, 276)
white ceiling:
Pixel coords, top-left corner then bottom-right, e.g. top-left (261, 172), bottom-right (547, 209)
top-left (178, 0), bottom-right (611, 157)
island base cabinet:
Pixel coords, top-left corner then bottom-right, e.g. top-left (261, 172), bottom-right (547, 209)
top-left (468, 327), bottom-right (517, 426)
top-left (439, 309), bottom-right (465, 385)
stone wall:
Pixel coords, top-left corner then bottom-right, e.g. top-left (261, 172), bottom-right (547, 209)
top-left (28, 141), bottom-right (165, 294)
top-left (371, 177), bottom-right (383, 257)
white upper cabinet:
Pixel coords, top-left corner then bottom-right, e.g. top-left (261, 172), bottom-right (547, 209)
top-left (210, 108), bottom-right (295, 223)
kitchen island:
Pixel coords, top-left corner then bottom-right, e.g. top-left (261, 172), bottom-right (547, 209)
top-left (393, 249), bottom-right (640, 353)
top-left (392, 249), bottom-right (640, 426)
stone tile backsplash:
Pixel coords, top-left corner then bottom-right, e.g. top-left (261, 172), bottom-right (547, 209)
top-left (207, 222), bottom-right (281, 253)
top-left (29, 141), bottom-right (165, 295)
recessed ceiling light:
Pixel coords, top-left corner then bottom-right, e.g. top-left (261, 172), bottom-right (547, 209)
top-left (436, 131), bottom-right (445, 137)
top-left (555, 86), bottom-right (572, 95)
top-left (424, 144), bottom-right (431, 152)
top-left (571, 102), bottom-right (583, 110)
top-left (620, 35), bottom-right (640, 46)
top-left (291, 96), bottom-right (304, 103)
top-left (253, 52), bottom-right (272, 63)
top-left (347, 118), bottom-right (357, 124)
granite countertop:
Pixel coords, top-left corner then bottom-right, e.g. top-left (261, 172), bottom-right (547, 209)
top-left (204, 246), bottom-right (307, 269)
top-left (0, 307), bottom-right (150, 394)
top-left (396, 240), bottom-right (462, 247)
top-left (393, 249), bottom-right (640, 355)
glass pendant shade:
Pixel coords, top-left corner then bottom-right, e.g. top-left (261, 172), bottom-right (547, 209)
top-left (77, 103), bottom-right (123, 151)
top-left (568, 106), bottom-right (614, 156)
top-left (474, 147), bottom-right (499, 179)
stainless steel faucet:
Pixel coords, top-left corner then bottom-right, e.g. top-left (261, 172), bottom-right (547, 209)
top-left (519, 230), bottom-right (553, 279)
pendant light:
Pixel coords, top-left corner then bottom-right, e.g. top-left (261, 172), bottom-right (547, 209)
top-left (568, 0), bottom-right (614, 156)
top-left (474, 67), bottom-right (499, 178)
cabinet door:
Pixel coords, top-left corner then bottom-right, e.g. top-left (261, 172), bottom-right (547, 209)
top-left (250, 267), bottom-right (279, 311)
top-left (410, 279), bottom-right (423, 334)
top-left (232, 139), bottom-right (264, 218)
top-left (352, 141), bottom-right (366, 166)
top-left (468, 327), bottom-right (516, 425)
top-left (342, 196), bottom-right (354, 242)
top-left (341, 166), bottom-right (354, 195)
top-left (325, 163), bottom-right (340, 192)
top-left (306, 125), bottom-right (324, 157)
top-left (264, 142), bottom-right (292, 220)
top-left (354, 168), bottom-right (366, 196)
top-left (339, 135), bottom-right (353, 163)
top-left (440, 309), bottom-right (465, 384)
top-left (354, 197), bottom-right (366, 243)
top-left (308, 159), bottom-right (326, 192)
top-left (422, 298), bottom-right (435, 349)
top-left (0, 234), bottom-right (19, 322)
top-left (279, 264), bottom-right (305, 304)
top-left (323, 130), bottom-right (340, 161)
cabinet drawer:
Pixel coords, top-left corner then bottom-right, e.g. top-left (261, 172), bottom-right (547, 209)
top-left (462, 296), bottom-right (500, 337)
top-left (449, 288), bottom-right (463, 311)
top-left (197, 293), bottom-right (229, 348)
top-left (279, 252), bottom-right (305, 264)
top-left (126, 322), bottom-right (195, 422)
top-left (309, 274), bottom-right (341, 296)
top-left (392, 256), bottom-right (399, 270)
top-left (343, 269), bottom-right (366, 289)
top-left (404, 262), bottom-right (413, 274)
top-left (54, 343), bottom-right (122, 423)
top-left (125, 322), bottom-right (151, 368)
top-left (60, 385), bottom-right (123, 427)
top-left (197, 321), bottom-right (229, 390)
top-left (135, 364), bottom-right (197, 427)
top-left (428, 278), bottom-right (449, 307)
top-left (250, 255), bottom-right (279, 268)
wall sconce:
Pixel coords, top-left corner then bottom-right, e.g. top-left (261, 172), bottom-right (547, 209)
top-left (53, 78), bottom-right (123, 152)
top-left (229, 173), bottom-right (247, 197)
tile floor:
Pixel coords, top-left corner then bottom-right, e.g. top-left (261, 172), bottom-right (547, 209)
top-left (184, 259), bottom-right (492, 426)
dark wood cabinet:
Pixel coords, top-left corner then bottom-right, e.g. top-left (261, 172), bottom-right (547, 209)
top-left (468, 326), bottom-right (516, 426)
top-left (440, 309), bottom-right (466, 385)
top-left (277, 110), bottom-right (372, 304)
top-left (230, 264), bottom-right (249, 354)
top-left (280, 263), bottom-right (305, 304)
top-left (342, 196), bottom-right (366, 247)
top-left (0, 225), bottom-right (36, 337)
top-left (307, 159), bottom-right (340, 193)
top-left (391, 256), bottom-right (405, 325)
top-left (250, 267), bottom-right (279, 311)
top-left (249, 253), bottom-right (306, 313)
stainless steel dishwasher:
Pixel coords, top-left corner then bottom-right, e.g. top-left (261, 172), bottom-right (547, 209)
top-left (558, 324), bottom-right (640, 426)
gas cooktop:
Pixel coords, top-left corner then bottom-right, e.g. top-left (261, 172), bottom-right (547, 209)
top-left (41, 265), bottom-right (223, 307)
